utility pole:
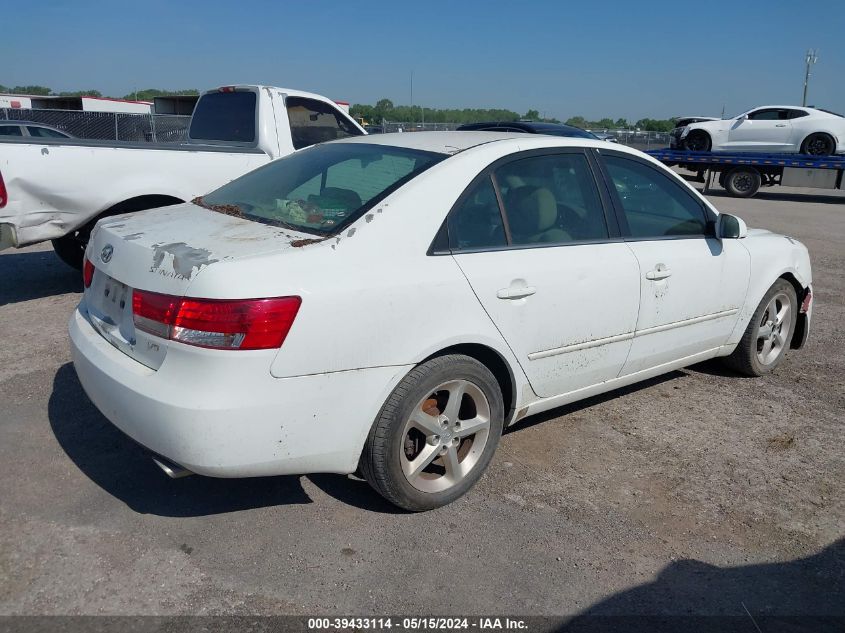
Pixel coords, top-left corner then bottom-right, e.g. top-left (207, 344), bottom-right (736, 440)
top-left (803, 49), bottom-right (819, 106)
top-left (410, 70), bottom-right (413, 123)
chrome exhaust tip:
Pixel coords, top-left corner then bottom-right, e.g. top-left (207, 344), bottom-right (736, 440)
top-left (152, 456), bottom-right (194, 479)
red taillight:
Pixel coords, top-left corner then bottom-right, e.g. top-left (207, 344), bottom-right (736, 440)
top-left (219, 86), bottom-right (236, 93)
top-left (83, 257), bottom-right (95, 288)
top-left (132, 290), bottom-right (301, 351)
top-left (0, 170), bottom-right (7, 208)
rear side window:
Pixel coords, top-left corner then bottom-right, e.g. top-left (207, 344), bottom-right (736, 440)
top-left (788, 109), bottom-right (809, 119)
top-left (448, 177), bottom-right (507, 250)
top-left (0, 125), bottom-right (22, 136)
top-left (286, 96), bottom-right (362, 150)
top-left (199, 143), bottom-right (444, 235)
top-left (495, 153), bottom-right (608, 245)
top-left (603, 155), bottom-right (707, 238)
top-left (189, 91), bottom-right (256, 143)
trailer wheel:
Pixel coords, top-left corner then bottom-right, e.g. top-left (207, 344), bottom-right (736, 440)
top-left (723, 167), bottom-right (761, 198)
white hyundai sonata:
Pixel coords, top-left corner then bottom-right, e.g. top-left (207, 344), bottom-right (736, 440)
top-left (69, 132), bottom-right (813, 510)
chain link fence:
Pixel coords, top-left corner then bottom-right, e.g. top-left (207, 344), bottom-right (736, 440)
top-left (0, 108), bottom-right (191, 143)
top-left (2, 109), bottom-right (672, 149)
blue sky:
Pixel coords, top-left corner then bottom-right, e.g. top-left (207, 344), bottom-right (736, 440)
top-left (5, 0), bottom-right (844, 120)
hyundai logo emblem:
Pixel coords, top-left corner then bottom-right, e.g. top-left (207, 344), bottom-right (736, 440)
top-left (100, 244), bottom-right (114, 263)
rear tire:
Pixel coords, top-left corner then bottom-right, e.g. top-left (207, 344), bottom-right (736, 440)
top-left (723, 279), bottom-right (797, 376)
top-left (51, 233), bottom-right (87, 270)
top-left (684, 130), bottom-right (711, 152)
top-left (723, 167), bottom-right (761, 198)
top-left (800, 133), bottom-right (835, 156)
top-left (360, 354), bottom-right (504, 511)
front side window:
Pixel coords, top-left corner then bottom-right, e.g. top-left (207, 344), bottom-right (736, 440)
top-left (199, 143), bottom-right (444, 235)
top-left (287, 96), bottom-right (362, 150)
top-left (494, 153), bottom-right (608, 245)
top-left (448, 177), bottom-right (507, 250)
top-left (603, 155), bottom-right (708, 238)
top-left (748, 108), bottom-right (789, 121)
top-left (0, 125), bottom-right (22, 136)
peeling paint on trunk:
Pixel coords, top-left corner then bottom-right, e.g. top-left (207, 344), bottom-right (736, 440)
top-left (150, 242), bottom-right (219, 280)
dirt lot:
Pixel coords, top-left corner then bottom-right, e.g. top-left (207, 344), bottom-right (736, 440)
top-left (0, 182), bottom-right (842, 619)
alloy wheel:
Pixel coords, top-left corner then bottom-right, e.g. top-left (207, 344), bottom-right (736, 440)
top-left (756, 292), bottom-right (792, 365)
top-left (399, 379), bottom-right (491, 493)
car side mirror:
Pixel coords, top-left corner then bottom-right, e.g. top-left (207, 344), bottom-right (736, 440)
top-left (717, 213), bottom-right (747, 239)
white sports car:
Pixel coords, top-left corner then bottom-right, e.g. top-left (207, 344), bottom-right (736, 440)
top-left (69, 132), bottom-right (813, 511)
top-left (679, 106), bottom-right (845, 155)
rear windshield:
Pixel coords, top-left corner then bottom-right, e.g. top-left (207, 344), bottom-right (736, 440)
top-left (198, 143), bottom-right (446, 235)
top-left (189, 91), bottom-right (256, 143)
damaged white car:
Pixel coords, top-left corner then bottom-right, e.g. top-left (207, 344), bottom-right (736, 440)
top-left (70, 132), bottom-right (813, 511)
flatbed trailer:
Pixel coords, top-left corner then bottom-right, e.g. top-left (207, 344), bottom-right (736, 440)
top-left (646, 148), bottom-right (845, 198)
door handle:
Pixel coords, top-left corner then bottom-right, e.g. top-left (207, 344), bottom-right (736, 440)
top-left (645, 265), bottom-right (672, 281)
top-left (775, 124), bottom-right (787, 127)
top-left (497, 286), bottom-right (536, 300)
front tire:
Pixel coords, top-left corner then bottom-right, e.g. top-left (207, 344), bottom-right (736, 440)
top-left (800, 133), bottom-right (835, 156)
top-left (360, 354), bottom-right (504, 511)
top-left (684, 130), bottom-right (711, 152)
top-left (724, 280), bottom-right (797, 376)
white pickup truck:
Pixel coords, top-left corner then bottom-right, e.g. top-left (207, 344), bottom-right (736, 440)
top-left (0, 85), bottom-right (365, 268)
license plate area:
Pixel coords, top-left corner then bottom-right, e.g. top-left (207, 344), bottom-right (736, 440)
top-left (100, 278), bottom-right (130, 325)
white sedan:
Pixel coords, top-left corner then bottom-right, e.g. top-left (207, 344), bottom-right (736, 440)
top-left (69, 132), bottom-right (813, 511)
top-left (680, 105), bottom-right (845, 155)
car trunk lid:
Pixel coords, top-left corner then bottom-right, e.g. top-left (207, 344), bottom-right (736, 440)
top-left (83, 202), bottom-right (312, 369)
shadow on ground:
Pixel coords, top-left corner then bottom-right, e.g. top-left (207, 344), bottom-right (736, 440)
top-left (0, 249), bottom-right (81, 306)
top-left (48, 363), bottom-right (402, 516)
top-left (560, 538), bottom-right (845, 632)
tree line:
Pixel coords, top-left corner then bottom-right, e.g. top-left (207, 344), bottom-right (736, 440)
top-left (0, 85), bottom-right (198, 100)
top-left (351, 99), bottom-right (678, 131)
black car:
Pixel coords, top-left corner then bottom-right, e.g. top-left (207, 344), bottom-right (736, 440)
top-left (456, 120), bottom-right (599, 139)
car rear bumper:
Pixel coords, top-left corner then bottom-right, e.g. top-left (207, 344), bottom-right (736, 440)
top-left (69, 306), bottom-right (410, 478)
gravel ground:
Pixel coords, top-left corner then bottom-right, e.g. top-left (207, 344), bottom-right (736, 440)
top-left (0, 181), bottom-right (842, 619)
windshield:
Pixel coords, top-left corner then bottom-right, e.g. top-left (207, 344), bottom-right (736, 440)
top-left (198, 143), bottom-right (446, 235)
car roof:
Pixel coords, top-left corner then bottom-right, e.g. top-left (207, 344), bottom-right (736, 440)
top-left (332, 130), bottom-right (632, 156)
top-left (336, 131), bottom-right (521, 153)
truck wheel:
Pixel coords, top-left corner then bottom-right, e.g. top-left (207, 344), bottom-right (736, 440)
top-left (723, 167), bottom-right (761, 198)
top-left (723, 280), bottom-right (797, 376)
top-left (51, 233), bottom-right (87, 270)
top-left (684, 130), bottom-right (711, 152)
top-left (800, 133), bottom-right (835, 156)
top-left (360, 354), bottom-right (504, 511)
